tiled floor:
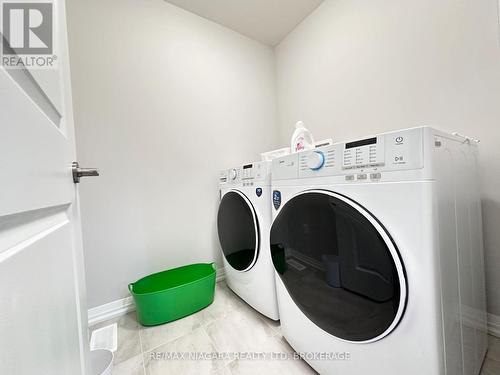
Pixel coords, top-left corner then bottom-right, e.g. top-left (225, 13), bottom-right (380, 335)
top-left (483, 335), bottom-right (500, 375)
top-left (91, 282), bottom-right (500, 375)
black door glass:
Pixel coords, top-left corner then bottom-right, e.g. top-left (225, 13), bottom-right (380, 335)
top-left (217, 191), bottom-right (259, 271)
top-left (270, 192), bottom-right (404, 342)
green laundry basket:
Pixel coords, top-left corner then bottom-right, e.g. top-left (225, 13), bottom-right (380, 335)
top-left (128, 263), bottom-right (216, 326)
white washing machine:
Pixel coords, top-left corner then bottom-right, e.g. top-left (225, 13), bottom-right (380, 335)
top-left (270, 127), bottom-right (487, 375)
top-left (217, 161), bottom-right (279, 320)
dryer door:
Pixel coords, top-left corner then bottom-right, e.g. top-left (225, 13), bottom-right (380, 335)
top-left (217, 190), bottom-right (260, 272)
top-left (270, 190), bottom-right (407, 343)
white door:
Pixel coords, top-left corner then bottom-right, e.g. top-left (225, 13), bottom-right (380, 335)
top-left (0, 0), bottom-right (90, 374)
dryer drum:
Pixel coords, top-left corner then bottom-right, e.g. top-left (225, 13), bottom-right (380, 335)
top-left (217, 190), bottom-right (260, 272)
top-left (270, 190), bottom-right (407, 343)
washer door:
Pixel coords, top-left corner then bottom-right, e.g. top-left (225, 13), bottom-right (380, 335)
top-left (217, 190), bottom-right (260, 272)
top-left (270, 190), bottom-right (407, 343)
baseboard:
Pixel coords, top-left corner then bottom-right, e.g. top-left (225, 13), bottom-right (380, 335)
top-left (488, 313), bottom-right (500, 338)
top-left (88, 296), bottom-right (135, 327)
top-left (88, 268), bottom-right (226, 327)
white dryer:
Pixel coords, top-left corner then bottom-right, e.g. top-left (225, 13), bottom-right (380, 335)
top-left (217, 161), bottom-right (279, 320)
top-left (270, 127), bottom-right (487, 375)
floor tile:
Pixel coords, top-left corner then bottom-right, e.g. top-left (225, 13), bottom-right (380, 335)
top-left (274, 336), bottom-right (319, 374)
top-left (196, 283), bottom-right (246, 326)
top-left (226, 334), bottom-right (317, 375)
top-left (204, 301), bottom-right (277, 353)
top-left (213, 364), bottom-right (233, 375)
top-left (481, 357), bottom-right (500, 375)
top-left (260, 315), bottom-right (282, 337)
top-left (233, 295), bottom-right (281, 338)
top-left (137, 282), bottom-right (240, 353)
top-left (139, 312), bottom-right (203, 352)
top-left (144, 326), bottom-right (226, 375)
top-left (487, 335), bottom-right (500, 361)
top-left (98, 312), bottom-right (142, 365)
top-left (113, 353), bottom-right (145, 375)
top-left (218, 282), bottom-right (281, 336)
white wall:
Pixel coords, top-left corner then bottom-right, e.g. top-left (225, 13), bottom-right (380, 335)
top-left (67, 0), bottom-right (278, 308)
top-left (275, 0), bottom-right (500, 315)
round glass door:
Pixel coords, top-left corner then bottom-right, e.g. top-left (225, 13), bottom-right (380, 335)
top-left (217, 191), bottom-right (259, 271)
top-left (270, 190), bottom-right (407, 342)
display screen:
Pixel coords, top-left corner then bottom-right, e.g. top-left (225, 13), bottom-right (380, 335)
top-left (243, 164), bottom-right (253, 169)
top-left (346, 137), bottom-right (377, 149)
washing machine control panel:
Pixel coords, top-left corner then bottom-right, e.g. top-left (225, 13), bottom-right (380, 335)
top-left (342, 136), bottom-right (385, 170)
top-left (274, 127), bottom-right (424, 180)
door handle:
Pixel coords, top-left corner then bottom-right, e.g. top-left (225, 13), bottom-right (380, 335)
top-left (72, 161), bottom-right (99, 183)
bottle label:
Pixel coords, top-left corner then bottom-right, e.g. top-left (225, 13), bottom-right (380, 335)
top-left (295, 136), bottom-right (305, 152)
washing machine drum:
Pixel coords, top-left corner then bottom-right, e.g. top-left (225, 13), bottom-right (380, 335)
top-left (270, 190), bottom-right (407, 343)
top-left (217, 191), bottom-right (260, 272)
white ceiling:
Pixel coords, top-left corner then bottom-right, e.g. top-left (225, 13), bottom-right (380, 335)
top-left (164, 0), bottom-right (324, 46)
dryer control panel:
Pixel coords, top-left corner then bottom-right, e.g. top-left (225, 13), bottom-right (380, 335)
top-left (220, 161), bottom-right (271, 186)
top-left (273, 127), bottom-right (424, 180)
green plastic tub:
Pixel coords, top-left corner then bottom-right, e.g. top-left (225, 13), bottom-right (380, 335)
top-left (128, 263), bottom-right (216, 326)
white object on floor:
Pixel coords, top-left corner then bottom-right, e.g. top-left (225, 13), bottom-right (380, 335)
top-left (270, 126), bottom-right (488, 375)
top-left (217, 161), bottom-right (279, 320)
top-left (290, 121), bottom-right (314, 152)
top-left (90, 349), bottom-right (113, 375)
top-left (90, 323), bottom-right (118, 353)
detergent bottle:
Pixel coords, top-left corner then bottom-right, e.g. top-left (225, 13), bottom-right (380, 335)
top-left (290, 121), bottom-right (315, 153)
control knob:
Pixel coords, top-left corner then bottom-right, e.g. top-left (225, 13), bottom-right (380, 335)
top-left (307, 151), bottom-right (325, 170)
top-left (229, 169), bottom-right (238, 180)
